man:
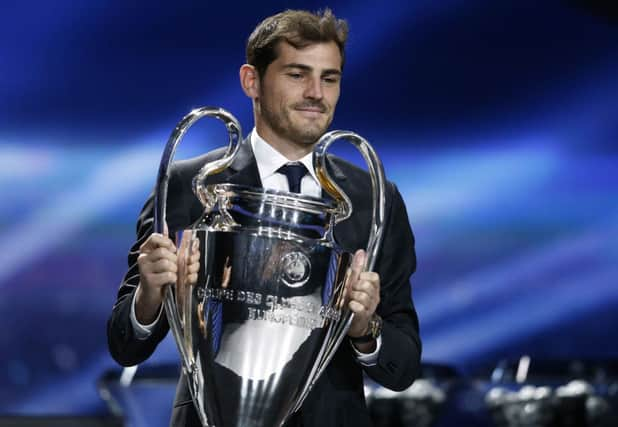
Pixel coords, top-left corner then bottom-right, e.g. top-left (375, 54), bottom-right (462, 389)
top-left (107, 9), bottom-right (421, 427)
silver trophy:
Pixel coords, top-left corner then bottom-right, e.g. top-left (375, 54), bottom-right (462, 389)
top-left (154, 107), bottom-right (386, 427)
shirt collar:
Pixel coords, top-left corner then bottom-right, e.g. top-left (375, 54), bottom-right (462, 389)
top-left (250, 128), bottom-right (319, 184)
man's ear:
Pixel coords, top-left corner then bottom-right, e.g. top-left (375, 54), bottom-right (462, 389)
top-left (240, 64), bottom-right (260, 99)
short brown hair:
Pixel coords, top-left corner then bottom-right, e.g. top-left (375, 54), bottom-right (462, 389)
top-left (246, 8), bottom-right (349, 79)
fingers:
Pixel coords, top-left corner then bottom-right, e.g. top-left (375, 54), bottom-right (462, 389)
top-left (147, 246), bottom-right (178, 263)
top-left (138, 233), bottom-right (178, 292)
top-left (187, 259), bottom-right (200, 274)
top-left (348, 271), bottom-right (380, 313)
top-left (140, 232), bottom-right (202, 288)
top-left (346, 250), bottom-right (374, 308)
top-left (347, 249), bottom-right (365, 288)
top-left (345, 249), bottom-right (380, 338)
top-left (221, 257), bottom-right (232, 288)
top-left (138, 247), bottom-right (178, 272)
top-left (190, 238), bottom-right (200, 262)
top-left (185, 239), bottom-right (201, 285)
top-left (135, 230), bottom-right (179, 322)
top-left (144, 271), bottom-right (178, 288)
top-left (185, 254), bottom-right (200, 283)
top-left (140, 233), bottom-right (176, 254)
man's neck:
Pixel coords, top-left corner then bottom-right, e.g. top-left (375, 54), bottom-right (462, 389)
top-left (255, 125), bottom-right (314, 161)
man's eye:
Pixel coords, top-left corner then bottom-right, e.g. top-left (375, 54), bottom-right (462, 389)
top-left (288, 73), bottom-right (303, 79)
top-left (323, 77), bottom-right (338, 84)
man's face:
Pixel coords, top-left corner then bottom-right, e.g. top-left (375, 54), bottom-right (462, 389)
top-left (255, 41), bottom-right (342, 147)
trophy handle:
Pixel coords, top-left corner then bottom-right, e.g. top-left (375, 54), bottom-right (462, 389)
top-left (155, 106), bottom-right (242, 234)
top-left (293, 131), bottom-right (387, 411)
top-left (153, 106), bottom-right (242, 384)
top-left (313, 130), bottom-right (386, 271)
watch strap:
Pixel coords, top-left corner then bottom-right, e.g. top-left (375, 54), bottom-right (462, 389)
top-left (349, 313), bottom-right (382, 343)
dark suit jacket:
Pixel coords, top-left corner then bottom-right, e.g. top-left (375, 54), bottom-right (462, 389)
top-left (107, 139), bottom-right (422, 427)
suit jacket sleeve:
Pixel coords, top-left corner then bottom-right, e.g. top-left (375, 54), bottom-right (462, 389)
top-left (362, 182), bottom-right (422, 391)
top-left (106, 174), bottom-right (180, 367)
top-left (106, 148), bottom-right (237, 368)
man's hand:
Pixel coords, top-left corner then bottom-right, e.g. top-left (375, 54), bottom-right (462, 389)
top-left (345, 249), bottom-right (381, 352)
top-left (135, 232), bottom-right (178, 324)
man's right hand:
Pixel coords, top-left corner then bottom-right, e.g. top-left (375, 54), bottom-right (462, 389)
top-left (135, 232), bottom-right (178, 324)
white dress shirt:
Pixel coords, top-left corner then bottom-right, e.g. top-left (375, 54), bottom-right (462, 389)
top-left (250, 130), bottom-right (322, 197)
top-left (131, 129), bottom-right (381, 365)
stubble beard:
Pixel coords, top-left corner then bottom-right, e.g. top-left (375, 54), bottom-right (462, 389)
top-left (259, 98), bottom-right (331, 146)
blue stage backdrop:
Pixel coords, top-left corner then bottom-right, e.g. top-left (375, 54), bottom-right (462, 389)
top-left (1, 0), bottom-right (617, 416)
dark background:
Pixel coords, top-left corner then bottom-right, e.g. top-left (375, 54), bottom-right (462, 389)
top-left (1, 0), bottom-right (617, 419)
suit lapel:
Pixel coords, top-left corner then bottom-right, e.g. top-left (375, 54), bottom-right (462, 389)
top-left (210, 138), bottom-right (263, 188)
top-left (321, 154), bottom-right (347, 203)
top-left (324, 154), bottom-right (346, 182)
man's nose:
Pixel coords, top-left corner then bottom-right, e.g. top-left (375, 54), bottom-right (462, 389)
top-left (303, 76), bottom-right (323, 100)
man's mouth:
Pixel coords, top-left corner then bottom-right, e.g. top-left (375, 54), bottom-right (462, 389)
top-left (294, 104), bottom-right (327, 118)
top-left (294, 102), bottom-right (326, 113)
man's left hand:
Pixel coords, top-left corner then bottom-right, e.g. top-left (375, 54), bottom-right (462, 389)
top-left (345, 249), bottom-right (381, 351)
